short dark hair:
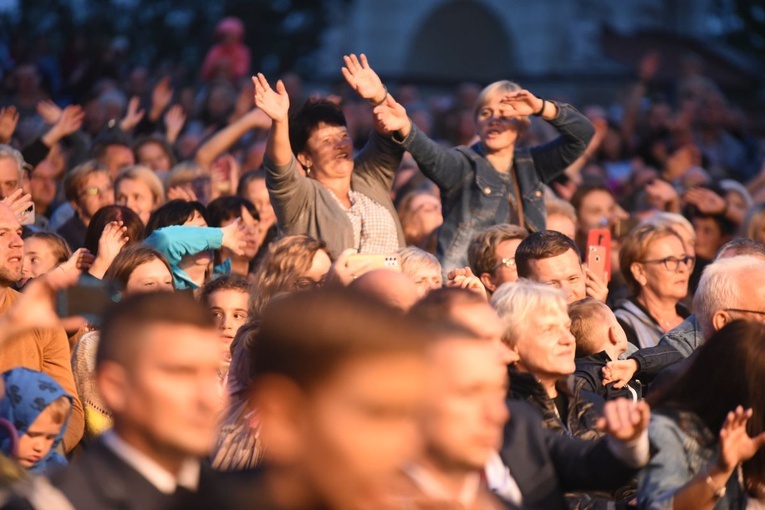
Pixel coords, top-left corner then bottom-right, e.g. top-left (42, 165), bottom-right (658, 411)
top-left (250, 287), bottom-right (428, 390)
top-left (200, 274), bottom-right (250, 306)
top-left (83, 205), bottom-right (145, 256)
top-left (64, 160), bottom-right (110, 203)
top-left (97, 292), bottom-right (215, 369)
top-left (289, 98), bottom-right (347, 157)
top-left (468, 224), bottom-right (529, 276)
top-left (515, 230), bottom-right (581, 278)
top-left (145, 199), bottom-right (208, 236)
top-left (206, 196), bottom-right (259, 227)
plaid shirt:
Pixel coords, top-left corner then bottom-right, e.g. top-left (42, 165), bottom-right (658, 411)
top-left (329, 189), bottom-right (399, 254)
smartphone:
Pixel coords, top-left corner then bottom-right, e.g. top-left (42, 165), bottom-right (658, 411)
top-left (56, 275), bottom-right (121, 325)
top-left (19, 202), bottom-right (34, 226)
top-left (586, 228), bottom-right (611, 282)
top-left (346, 254), bottom-right (401, 274)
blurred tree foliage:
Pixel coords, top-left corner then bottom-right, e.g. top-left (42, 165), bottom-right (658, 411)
top-left (0, 0), bottom-right (350, 80)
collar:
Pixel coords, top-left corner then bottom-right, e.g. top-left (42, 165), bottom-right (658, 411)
top-left (404, 463), bottom-right (481, 507)
top-left (101, 430), bottom-right (201, 495)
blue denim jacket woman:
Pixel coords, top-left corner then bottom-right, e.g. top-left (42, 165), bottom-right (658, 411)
top-left (376, 82), bottom-right (594, 273)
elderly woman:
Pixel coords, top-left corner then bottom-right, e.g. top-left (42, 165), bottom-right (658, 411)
top-left (253, 54), bottom-right (405, 258)
top-left (639, 320), bottom-right (765, 509)
top-left (373, 80), bottom-right (594, 273)
top-left (614, 222), bottom-right (693, 349)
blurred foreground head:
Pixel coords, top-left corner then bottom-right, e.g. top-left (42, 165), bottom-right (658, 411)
top-left (249, 287), bottom-right (429, 508)
top-left (96, 292), bottom-right (220, 462)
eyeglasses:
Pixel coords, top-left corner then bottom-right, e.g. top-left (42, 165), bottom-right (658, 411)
top-left (639, 255), bottom-right (695, 272)
top-left (294, 276), bottom-right (326, 290)
top-left (492, 258), bottom-right (516, 272)
top-left (724, 308), bottom-right (765, 318)
top-left (79, 185), bottom-right (114, 198)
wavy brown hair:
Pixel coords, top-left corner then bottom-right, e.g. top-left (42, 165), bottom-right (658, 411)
top-left (248, 235), bottom-right (328, 319)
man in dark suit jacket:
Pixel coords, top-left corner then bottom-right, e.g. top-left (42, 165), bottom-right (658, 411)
top-left (50, 292), bottom-right (260, 509)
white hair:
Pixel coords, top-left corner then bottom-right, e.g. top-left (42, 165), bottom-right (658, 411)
top-left (397, 246), bottom-right (440, 280)
top-left (0, 144), bottom-right (25, 184)
top-left (490, 279), bottom-right (567, 346)
top-left (693, 255), bottom-right (765, 338)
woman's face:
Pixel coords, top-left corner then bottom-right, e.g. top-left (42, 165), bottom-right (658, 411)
top-left (22, 237), bottom-right (60, 283)
top-left (243, 178), bottom-right (276, 228)
top-left (116, 178), bottom-right (156, 225)
top-left (300, 122), bottom-right (354, 182)
top-left (693, 216), bottom-right (726, 260)
top-left (409, 264), bottom-right (442, 299)
top-left (636, 235), bottom-right (691, 302)
top-left (406, 194), bottom-right (442, 238)
top-left (293, 249), bottom-right (332, 290)
top-left (125, 258), bottom-right (174, 296)
top-left (475, 93), bottom-right (523, 153)
top-left (137, 142), bottom-right (172, 172)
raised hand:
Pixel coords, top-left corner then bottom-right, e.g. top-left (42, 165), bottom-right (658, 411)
top-left (325, 249), bottom-right (372, 287)
top-left (341, 53), bottom-right (386, 103)
top-left (211, 154), bottom-right (240, 198)
top-left (499, 90), bottom-right (545, 117)
top-left (252, 74), bottom-right (289, 122)
top-left (88, 221), bottom-right (129, 279)
top-left (717, 406), bottom-right (765, 472)
top-left (596, 398), bottom-right (650, 442)
top-left (221, 218), bottom-right (247, 256)
top-left (164, 104), bottom-right (186, 144)
top-left (36, 100), bottom-right (63, 125)
top-left (0, 189), bottom-right (33, 221)
top-left (166, 185), bottom-right (198, 202)
top-left (584, 266), bottom-right (609, 303)
top-left (446, 266), bottom-right (487, 299)
top-left (373, 94), bottom-right (411, 136)
top-left (0, 106), bottom-right (19, 144)
top-left (56, 248), bottom-right (95, 278)
top-left (150, 77), bottom-right (174, 121)
top-left (683, 187), bottom-right (727, 216)
top-left (120, 96), bottom-right (146, 132)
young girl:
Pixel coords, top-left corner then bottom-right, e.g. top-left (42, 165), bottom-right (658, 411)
top-left (0, 368), bottom-right (72, 475)
top-left (20, 232), bottom-right (71, 287)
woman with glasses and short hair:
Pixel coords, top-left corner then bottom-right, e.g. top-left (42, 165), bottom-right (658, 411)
top-left (614, 222), bottom-right (694, 349)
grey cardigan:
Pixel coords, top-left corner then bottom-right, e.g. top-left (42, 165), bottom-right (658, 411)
top-left (264, 130), bottom-right (406, 258)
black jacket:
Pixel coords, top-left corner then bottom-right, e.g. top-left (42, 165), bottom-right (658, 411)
top-left (574, 351), bottom-right (643, 402)
top-left (500, 400), bottom-right (639, 510)
top-left (49, 439), bottom-right (265, 510)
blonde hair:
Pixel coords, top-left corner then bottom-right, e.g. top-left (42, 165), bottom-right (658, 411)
top-left (568, 297), bottom-right (611, 357)
top-left (249, 235), bottom-right (328, 319)
top-left (397, 246), bottom-right (441, 281)
top-left (743, 203), bottom-right (765, 245)
top-left (473, 80), bottom-right (530, 134)
top-left (642, 212), bottom-right (696, 248)
top-left (545, 198), bottom-right (578, 224)
top-left (619, 223), bottom-right (685, 295)
top-left (115, 165), bottom-right (165, 207)
top-left (491, 279), bottom-right (567, 347)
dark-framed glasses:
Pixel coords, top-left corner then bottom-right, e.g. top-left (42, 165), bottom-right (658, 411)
top-left (294, 276), bottom-right (326, 290)
top-left (639, 255), bottom-right (695, 271)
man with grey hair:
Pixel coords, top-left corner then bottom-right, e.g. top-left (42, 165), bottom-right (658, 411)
top-left (604, 254), bottom-right (765, 388)
top-left (0, 144), bottom-right (26, 200)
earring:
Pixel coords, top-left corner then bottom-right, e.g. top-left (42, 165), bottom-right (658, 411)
top-left (305, 164), bottom-right (311, 175)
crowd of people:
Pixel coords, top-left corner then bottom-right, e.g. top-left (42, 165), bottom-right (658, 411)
top-left (0, 16), bottom-right (764, 510)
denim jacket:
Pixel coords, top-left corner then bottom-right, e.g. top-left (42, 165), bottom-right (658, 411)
top-left (396, 102), bottom-right (594, 272)
top-left (638, 409), bottom-right (747, 510)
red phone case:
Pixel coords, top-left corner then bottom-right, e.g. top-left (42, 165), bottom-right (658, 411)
top-left (586, 228), bottom-right (612, 281)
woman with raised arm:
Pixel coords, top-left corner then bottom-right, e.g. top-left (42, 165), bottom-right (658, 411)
top-left (252, 54), bottom-right (406, 258)
top-left (374, 82), bottom-right (595, 273)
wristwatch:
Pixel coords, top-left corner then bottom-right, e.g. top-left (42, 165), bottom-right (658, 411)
top-left (705, 473), bottom-right (727, 501)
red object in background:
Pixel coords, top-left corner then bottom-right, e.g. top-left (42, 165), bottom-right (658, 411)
top-left (586, 228), bottom-right (612, 282)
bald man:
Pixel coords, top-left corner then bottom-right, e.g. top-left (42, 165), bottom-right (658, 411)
top-left (349, 269), bottom-right (419, 311)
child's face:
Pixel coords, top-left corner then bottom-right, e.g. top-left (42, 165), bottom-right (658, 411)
top-left (603, 307), bottom-right (629, 355)
top-left (22, 237), bottom-right (59, 283)
top-left (207, 289), bottom-right (249, 362)
top-left (15, 407), bottom-right (62, 468)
